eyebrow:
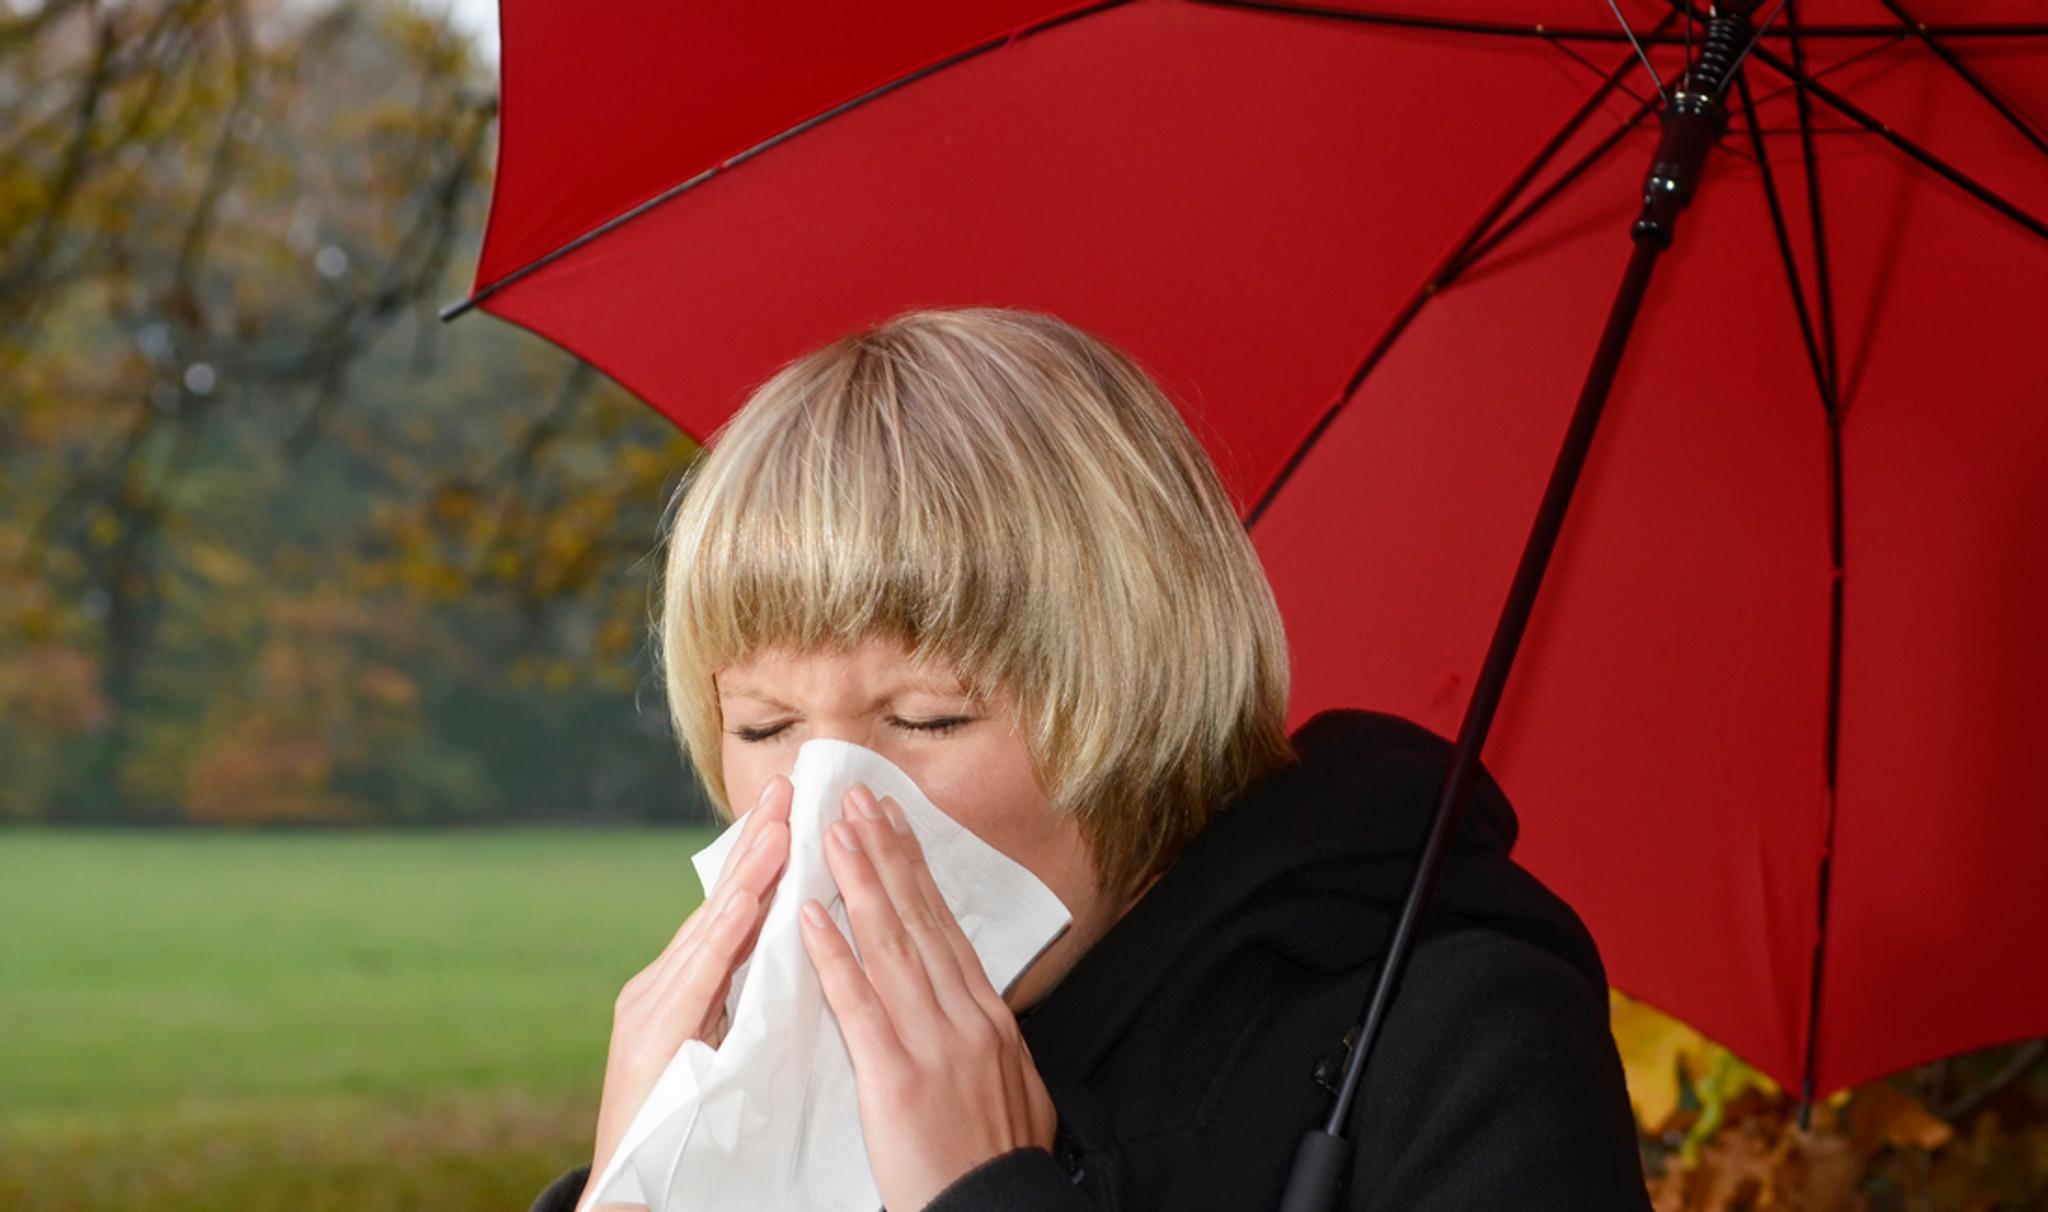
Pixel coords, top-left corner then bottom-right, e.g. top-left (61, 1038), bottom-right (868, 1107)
top-left (715, 675), bottom-right (972, 708)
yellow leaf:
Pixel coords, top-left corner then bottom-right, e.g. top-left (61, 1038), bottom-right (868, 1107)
top-left (1611, 988), bottom-right (1699, 1133)
top-left (1609, 989), bottom-right (1779, 1140)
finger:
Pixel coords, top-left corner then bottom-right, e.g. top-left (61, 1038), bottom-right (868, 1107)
top-left (797, 896), bottom-right (909, 1071)
top-left (989, 996), bottom-right (1037, 1141)
top-left (686, 776), bottom-right (792, 967)
top-left (648, 884), bottom-right (759, 1038)
top-left (716, 774), bottom-right (793, 887)
top-left (665, 816), bottom-right (784, 985)
top-left (636, 777), bottom-right (792, 984)
top-left (882, 795), bottom-right (1037, 1136)
top-left (873, 793), bottom-right (1013, 1024)
top-left (633, 899), bottom-right (713, 996)
top-left (823, 814), bottom-right (951, 1034)
top-left (844, 786), bottom-right (979, 1020)
top-left (1022, 1042), bottom-right (1058, 1146)
top-left (640, 789), bottom-right (790, 987)
top-left (724, 814), bottom-right (790, 957)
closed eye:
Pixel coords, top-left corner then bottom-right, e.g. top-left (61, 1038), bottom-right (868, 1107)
top-left (728, 721), bottom-right (792, 743)
top-left (725, 716), bottom-right (977, 744)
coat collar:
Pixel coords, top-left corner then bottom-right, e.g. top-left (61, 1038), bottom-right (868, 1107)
top-left (1015, 708), bottom-right (1527, 1089)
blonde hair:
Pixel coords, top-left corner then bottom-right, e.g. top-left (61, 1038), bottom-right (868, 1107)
top-left (656, 307), bottom-right (1291, 899)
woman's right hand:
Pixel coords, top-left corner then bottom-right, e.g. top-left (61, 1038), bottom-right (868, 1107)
top-left (579, 775), bottom-right (793, 1212)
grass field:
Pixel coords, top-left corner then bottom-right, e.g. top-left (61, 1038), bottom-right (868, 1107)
top-left (0, 826), bottom-right (721, 1211)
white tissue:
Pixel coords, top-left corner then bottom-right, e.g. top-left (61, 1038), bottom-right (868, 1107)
top-left (585, 739), bottom-right (1073, 1212)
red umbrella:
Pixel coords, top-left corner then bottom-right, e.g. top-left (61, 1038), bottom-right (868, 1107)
top-left (447, 0), bottom-right (2048, 1154)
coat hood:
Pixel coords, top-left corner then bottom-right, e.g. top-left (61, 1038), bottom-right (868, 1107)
top-left (1016, 708), bottom-right (1609, 1096)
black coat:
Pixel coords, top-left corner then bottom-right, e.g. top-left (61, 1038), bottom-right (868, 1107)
top-left (530, 709), bottom-right (1653, 1212)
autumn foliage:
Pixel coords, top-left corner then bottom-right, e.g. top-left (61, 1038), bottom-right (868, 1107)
top-left (1615, 992), bottom-right (2047, 1210)
top-left (1, 0), bottom-right (698, 826)
top-left (2, 4), bottom-right (2041, 1207)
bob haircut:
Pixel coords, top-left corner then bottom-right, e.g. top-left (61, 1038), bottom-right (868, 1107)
top-left (657, 306), bottom-right (1292, 900)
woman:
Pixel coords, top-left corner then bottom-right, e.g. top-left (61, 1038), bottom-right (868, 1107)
top-left (532, 307), bottom-right (1651, 1212)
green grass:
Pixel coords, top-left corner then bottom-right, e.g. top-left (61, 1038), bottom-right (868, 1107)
top-left (0, 827), bottom-right (720, 1211)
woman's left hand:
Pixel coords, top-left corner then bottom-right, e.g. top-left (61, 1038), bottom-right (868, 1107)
top-left (799, 782), bottom-right (1058, 1212)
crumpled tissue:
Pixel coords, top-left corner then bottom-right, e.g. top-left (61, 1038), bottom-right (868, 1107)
top-left (584, 738), bottom-right (1073, 1212)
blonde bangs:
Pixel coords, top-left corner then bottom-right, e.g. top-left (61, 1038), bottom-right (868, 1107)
top-left (662, 340), bottom-right (1029, 755)
top-left (656, 308), bottom-right (1292, 899)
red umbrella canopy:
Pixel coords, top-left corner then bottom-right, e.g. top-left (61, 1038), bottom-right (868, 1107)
top-left (458, 0), bottom-right (2048, 1101)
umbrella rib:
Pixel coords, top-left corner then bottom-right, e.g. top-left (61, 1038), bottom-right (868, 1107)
top-left (1192, 3), bottom-right (2048, 43)
top-left (445, 1), bottom-right (2048, 322)
top-left (1786, 0), bottom-right (1841, 413)
top-left (1749, 43), bottom-right (2048, 242)
top-left (1243, 30), bottom-right (1678, 528)
top-left (1786, 1), bottom-right (1847, 1126)
top-left (1734, 71), bottom-right (1836, 420)
top-left (1743, 125), bottom-right (1877, 133)
top-left (1540, 31), bottom-right (1652, 107)
top-left (1745, 34), bottom-right (1905, 111)
top-left (1657, 0), bottom-right (1789, 107)
top-left (1874, 0), bottom-right (2048, 159)
top-left (1450, 92), bottom-right (1661, 280)
top-left (1599, 0), bottom-right (1669, 105)
top-left (1709, 0), bottom-right (1794, 104)
top-left (440, 0), bottom-right (1136, 321)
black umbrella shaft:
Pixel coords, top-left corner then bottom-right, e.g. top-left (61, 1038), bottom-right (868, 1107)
top-left (1277, 48), bottom-right (1740, 1208)
top-left (1276, 234), bottom-right (1666, 1212)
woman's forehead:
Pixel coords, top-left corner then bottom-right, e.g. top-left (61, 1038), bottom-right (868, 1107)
top-left (714, 639), bottom-right (974, 701)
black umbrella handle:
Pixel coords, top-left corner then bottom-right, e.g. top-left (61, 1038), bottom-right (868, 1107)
top-left (1274, 15), bottom-right (1750, 1210)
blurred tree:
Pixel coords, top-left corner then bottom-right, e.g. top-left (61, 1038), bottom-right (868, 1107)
top-left (0, 0), bottom-right (704, 825)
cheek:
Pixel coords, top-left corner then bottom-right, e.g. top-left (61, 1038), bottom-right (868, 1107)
top-left (719, 739), bottom-right (773, 816)
top-left (912, 735), bottom-right (1066, 869)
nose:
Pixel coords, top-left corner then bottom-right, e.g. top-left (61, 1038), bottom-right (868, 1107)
top-left (771, 718), bottom-right (902, 809)
top-left (801, 716), bottom-right (883, 752)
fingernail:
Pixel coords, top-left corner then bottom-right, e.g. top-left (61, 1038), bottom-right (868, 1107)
top-left (719, 889), bottom-right (746, 918)
top-left (851, 786), bottom-right (881, 821)
top-left (879, 797), bottom-right (908, 834)
top-left (800, 900), bottom-right (829, 929)
top-left (830, 820), bottom-right (862, 852)
top-left (755, 780), bottom-right (776, 808)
